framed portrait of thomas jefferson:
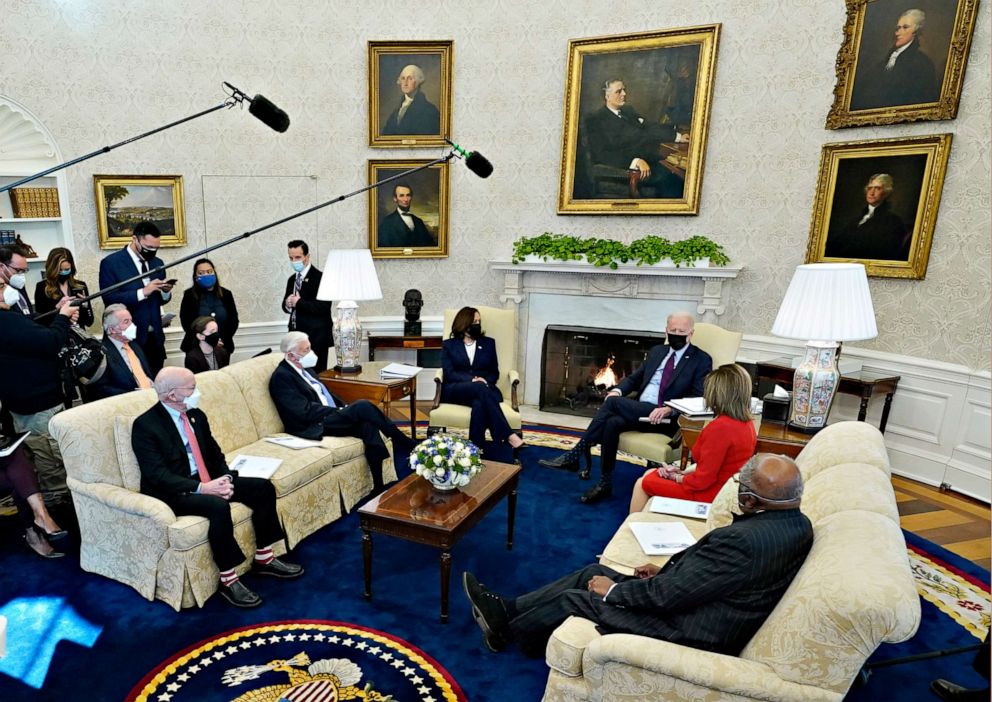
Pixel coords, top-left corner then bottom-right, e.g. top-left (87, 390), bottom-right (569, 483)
top-left (368, 159), bottom-right (449, 259)
top-left (368, 40), bottom-right (453, 147)
top-left (805, 134), bottom-right (952, 279)
top-left (557, 25), bottom-right (720, 215)
top-left (826, 0), bottom-right (980, 128)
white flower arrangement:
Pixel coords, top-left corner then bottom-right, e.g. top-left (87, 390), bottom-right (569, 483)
top-left (410, 433), bottom-right (483, 488)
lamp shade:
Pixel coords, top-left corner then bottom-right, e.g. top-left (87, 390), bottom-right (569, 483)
top-left (771, 263), bottom-right (877, 341)
top-left (316, 249), bottom-right (382, 302)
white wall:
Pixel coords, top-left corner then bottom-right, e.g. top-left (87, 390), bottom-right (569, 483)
top-left (3, 0), bottom-right (989, 496)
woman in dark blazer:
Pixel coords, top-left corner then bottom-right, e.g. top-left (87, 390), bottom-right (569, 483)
top-left (441, 306), bottom-right (523, 450)
top-left (179, 258), bottom-right (239, 353)
top-left (184, 316), bottom-right (230, 373)
top-left (33, 247), bottom-right (95, 327)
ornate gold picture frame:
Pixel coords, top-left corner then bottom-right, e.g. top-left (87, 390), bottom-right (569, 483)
top-left (368, 40), bottom-right (453, 148)
top-left (94, 174), bottom-right (186, 249)
top-left (557, 24), bottom-right (720, 215)
top-left (367, 159), bottom-right (449, 259)
top-left (826, 0), bottom-right (980, 129)
top-left (805, 134), bottom-right (952, 279)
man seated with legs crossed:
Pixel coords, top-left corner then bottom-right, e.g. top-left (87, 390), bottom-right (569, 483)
top-left (540, 312), bottom-right (712, 504)
top-left (269, 332), bottom-right (416, 494)
top-left (464, 454), bottom-right (812, 656)
top-left (132, 368), bottom-right (302, 608)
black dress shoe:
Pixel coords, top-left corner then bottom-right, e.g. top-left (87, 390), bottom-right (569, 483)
top-left (538, 453), bottom-right (580, 472)
top-left (34, 522), bottom-right (68, 541)
top-left (219, 580), bottom-right (262, 608)
top-left (580, 483), bottom-right (613, 504)
top-left (24, 532), bottom-right (65, 559)
top-left (930, 679), bottom-right (990, 701)
top-left (462, 572), bottom-right (510, 652)
top-left (254, 557), bottom-right (304, 579)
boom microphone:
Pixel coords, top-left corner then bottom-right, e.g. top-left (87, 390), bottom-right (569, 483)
top-left (224, 82), bottom-right (290, 132)
top-left (446, 139), bottom-right (494, 178)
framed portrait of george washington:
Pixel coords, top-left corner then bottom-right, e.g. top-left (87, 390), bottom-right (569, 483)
top-left (557, 25), bottom-right (720, 215)
top-left (368, 40), bottom-right (453, 148)
top-left (805, 134), bottom-right (952, 279)
top-left (368, 159), bottom-right (449, 259)
top-left (826, 0), bottom-right (980, 128)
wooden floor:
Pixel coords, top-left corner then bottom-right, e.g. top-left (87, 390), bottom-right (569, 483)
top-left (395, 402), bottom-right (991, 572)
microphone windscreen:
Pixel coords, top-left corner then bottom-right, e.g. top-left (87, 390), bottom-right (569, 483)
top-left (248, 94), bottom-right (290, 133)
top-left (465, 151), bottom-right (493, 178)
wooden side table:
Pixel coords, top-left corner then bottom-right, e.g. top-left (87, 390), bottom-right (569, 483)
top-left (319, 361), bottom-right (419, 439)
top-left (358, 460), bottom-right (521, 623)
top-left (755, 357), bottom-right (900, 433)
top-left (678, 415), bottom-right (810, 470)
top-left (367, 334), bottom-right (443, 361)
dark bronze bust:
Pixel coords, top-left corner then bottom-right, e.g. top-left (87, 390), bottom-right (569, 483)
top-left (403, 289), bottom-right (423, 335)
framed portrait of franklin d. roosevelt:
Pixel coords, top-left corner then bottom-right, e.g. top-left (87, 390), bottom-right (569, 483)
top-left (805, 134), bottom-right (952, 279)
top-left (826, 0), bottom-right (980, 128)
top-left (368, 159), bottom-right (449, 260)
top-left (557, 25), bottom-right (720, 215)
top-left (368, 40), bottom-right (453, 148)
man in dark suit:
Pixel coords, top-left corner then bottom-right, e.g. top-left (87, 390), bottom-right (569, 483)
top-left (381, 64), bottom-right (441, 136)
top-left (283, 239), bottom-right (333, 373)
top-left (582, 79), bottom-right (684, 199)
top-left (0, 245), bottom-right (35, 316)
top-left (825, 173), bottom-right (910, 261)
top-left (268, 332), bottom-right (415, 494)
top-left (464, 454), bottom-right (813, 657)
top-left (850, 9), bottom-right (939, 111)
top-left (132, 367), bottom-right (303, 608)
top-left (377, 184), bottom-right (436, 248)
top-left (98, 222), bottom-right (174, 375)
top-left (91, 303), bottom-right (153, 400)
top-left (540, 312), bottom-right (712, 503)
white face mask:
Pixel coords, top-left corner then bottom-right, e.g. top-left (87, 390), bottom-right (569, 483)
top-left (182, 388), bottom-right (201, 410)
top-left (2, 286), bottom-right (20, 306)
top-left (299, 350), bottom-right (318, 369)
top-left (121, 324), bottom-right (138, 341)
top-left (8, 273), bottom-right (25, 290)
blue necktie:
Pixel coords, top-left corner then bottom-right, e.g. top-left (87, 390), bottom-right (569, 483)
top-left (305, 373), bottom-right (336, 408)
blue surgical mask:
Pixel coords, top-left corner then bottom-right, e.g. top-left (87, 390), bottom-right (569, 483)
top-left (196, 274), bottom-right (217, 289)
top-left (59, 269), bottom-right (73, 277)
top-left (291, 261), bottom-right (305, 273)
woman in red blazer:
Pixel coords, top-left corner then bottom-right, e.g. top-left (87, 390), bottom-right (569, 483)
top-left (629, 363), bottom-right (756, 511)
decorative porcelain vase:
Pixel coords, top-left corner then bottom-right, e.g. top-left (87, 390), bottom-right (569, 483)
top-left (789, 341), bottom-right (840, 433)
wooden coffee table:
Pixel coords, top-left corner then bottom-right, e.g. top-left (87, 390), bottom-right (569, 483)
top-left (319, 361), bottom-right (419, 439)
top-left (357, 460), bottom-right (521, 623)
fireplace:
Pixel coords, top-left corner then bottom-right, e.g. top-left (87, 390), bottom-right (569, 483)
top-left (540, 325), bottom-right (666, 417)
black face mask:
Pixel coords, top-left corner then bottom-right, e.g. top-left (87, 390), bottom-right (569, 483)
top-left (203, 332), bottom-right (221, 347)
top-left (467, 323), bottom-right (483, 340)
top-left (667, 333), bottom-right (688, 351)
top-left (138, 245), bottom-right (158, 261)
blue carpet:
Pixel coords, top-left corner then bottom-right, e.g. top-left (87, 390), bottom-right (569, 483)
top-left (0, 426), bottom-right (987, 701)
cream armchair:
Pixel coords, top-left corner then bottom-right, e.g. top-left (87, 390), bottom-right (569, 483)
top-left (429, 305), bottom-right (521, 437)
top-left (616, 322), bottom-right (743, 465)
top-left (543, 422), bottom-right (920, 701)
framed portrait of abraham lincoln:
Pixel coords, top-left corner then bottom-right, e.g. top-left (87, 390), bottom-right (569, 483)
top-left (367, 159), bottom-right (449, 260)
top-left (826, 0), bottom-right (980, 129)
top-left (805, 134), bottom-right (952, 280)
top-left (368, 40), bottom-right (453, 147)
top-left (557, 24), bottom-right (720, 215)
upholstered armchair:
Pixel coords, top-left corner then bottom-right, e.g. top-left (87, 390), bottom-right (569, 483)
top-left (428, 305), bottom-right (521, 438)
top-left (616, 321), bottom-right (743, 465)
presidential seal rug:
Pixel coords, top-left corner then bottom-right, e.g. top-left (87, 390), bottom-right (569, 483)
top-left (125, 620), bottom-right (466, 702)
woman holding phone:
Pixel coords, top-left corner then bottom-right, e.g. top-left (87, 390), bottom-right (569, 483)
top-left (628, 363), bottom-right (756, 512)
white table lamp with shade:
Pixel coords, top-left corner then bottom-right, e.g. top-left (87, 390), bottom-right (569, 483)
top-left (316, 249), bottom-right (382, 373)
top-left (771, 263), bottom-right (878, 433)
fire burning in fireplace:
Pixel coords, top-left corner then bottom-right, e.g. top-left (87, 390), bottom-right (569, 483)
top-left (592, 354), bottom-right (619, 388)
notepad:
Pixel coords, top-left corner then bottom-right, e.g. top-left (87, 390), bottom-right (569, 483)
top-left (664, 397), bottom-right (713, 416)
top-left (264, 436), bottom-right (323, 450)
top-left (628, 521), bottom-right (696, 556)
top-left (379, 362), bottom-right (422, 379)
top-left (228, 455), bottom-right (282, 480)
top-left (648, 496), bottom-right (711, 520)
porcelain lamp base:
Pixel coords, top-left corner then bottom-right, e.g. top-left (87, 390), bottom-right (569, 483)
top-left (788, 341), bottom-right (840, 435)
top-left (332, 300), bottom-right (363, 374)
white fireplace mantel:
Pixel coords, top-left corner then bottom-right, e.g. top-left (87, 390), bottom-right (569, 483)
top-left (489, 260), bottom-right (742, 320)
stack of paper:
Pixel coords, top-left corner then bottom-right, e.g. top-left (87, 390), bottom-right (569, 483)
top-left (648, 496), bottom-right (711, 520)
top-left (379, 363), bottom-right (422, 379)
top-left (628, 521), bottom-right (697, 556)
top-left (664, 397), bottom-right (713, 416)
top-left (0, 432), bottom-right (29, 458)
top-left (264, 436), bottom-right (323, 450)
top-left (228, 455), bottom-right (283, 480)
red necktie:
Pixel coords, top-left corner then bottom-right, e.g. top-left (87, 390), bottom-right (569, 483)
top-left (657, 353), bottom-right (677, 407)
top-left (179, 412), bottom-right (211, 483)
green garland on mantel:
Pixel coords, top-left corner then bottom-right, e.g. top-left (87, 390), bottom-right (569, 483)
top-left (511, 233), bottom-right (730, 270)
